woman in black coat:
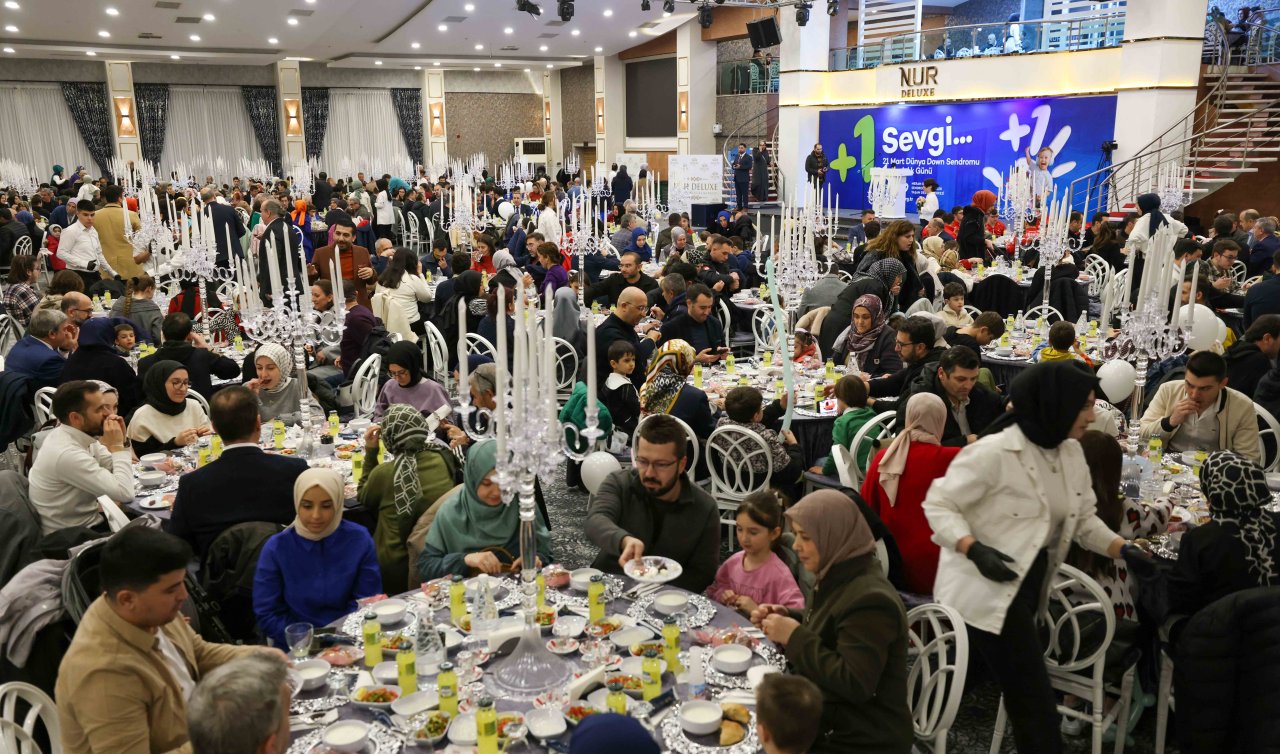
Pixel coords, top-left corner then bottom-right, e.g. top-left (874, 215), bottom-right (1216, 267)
top-left (638, 339), bottom-right (714, 442)
top-left (59, 317), bottom-right (143, 416)
top-left (957, 204), bottom-right (992, 263)
top-left (611, 165), bottom-right (633, 206)
top-left (818, 257), bottom-right (906, 358)
top-left (751, 143), bottom-right (771, 202)
top-left (830, 293), bottom-right (902, 377)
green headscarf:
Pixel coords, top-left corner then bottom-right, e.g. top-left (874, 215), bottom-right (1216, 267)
top-left (425, 439), bottom-right (550, 556)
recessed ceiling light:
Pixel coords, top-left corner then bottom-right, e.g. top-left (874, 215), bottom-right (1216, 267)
top-left (305, 0), bottom-right (315, 3)
top-left (546, 63), bottom-right (553, 68)
top-left (662, 11), bottom-right (670, 17)
top-left (86, 51), bottom-right (96, 56)
top-left (503, 27), bottom-right (513, 34)
top-left (628, 30), bottom-right (637, 37)
top-left (594, 46), bottom-right (602, 52)
top-left (570, 29), bottom-right (580, 36)
top-left (3, 25), bottom-right (18, 33)
top-left (3, 2), bottom-right (18, 9)
top-left (202, 13), bottom-right (215, 21)
top-left (494, 62), bottom-right (502, 67)
top-left (104, 7), bottom-right (119, 15)
top-left (374, 60), bottom-right (382, 65)
top-left (472, 66), bottom-right (480, 71)
top-left (603, 8), bottom-right (613, 16)
top-left (98, 30), bottom-right (111, 38)
top-left (189, 34), bottom-right (200, 41)
top-left (539, 45), bottom-right (548, 51)
top-left (414, 65), bottom-right (422, 70)
top-left (268, 37), bottom-right (279, 44)
top-left (437, 24), bottom-right (447, 31)
top-left (170, 54), bottom-right (180, 59)
top-left (2, 47), bottom-right (14, 53)
top-left (464, 3), bottom-right (475, 10)
top-left (523, 67), bottom-right (530, 72)
top-left (287, 17), bottom-right (299, 25)
top-left (411, 41), bottom-right (420, 49)
top-left (474, 43), bottom-right (483, 50)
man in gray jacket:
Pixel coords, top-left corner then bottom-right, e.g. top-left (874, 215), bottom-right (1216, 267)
top-left (585, 415), bottom-right (719, 592)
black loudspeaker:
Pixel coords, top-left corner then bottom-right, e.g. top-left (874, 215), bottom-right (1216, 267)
top-left (691, 202), bottom-right (727, 228)
top-left (746, 18), bottom-right (782, 49)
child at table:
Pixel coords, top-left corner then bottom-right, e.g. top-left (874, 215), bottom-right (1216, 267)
top-left (707, 491), bottom-right (805, 615)
top-left (791, 328), bottom-right (818, 365)
top-left (809, 375), bottom-right (880, 478)
top-left (114, 322), bottom-right (136, 356)
top-left (714, 387), bottom-right (805, 498)
top-left (938, 281), bottom-right (973, 328)
top-left (1033, 321), bottom-right (1094, 367)
top-left (602, 340), bottom-right (640, 437)
top-left (756, 673), bottom-right (824, 754)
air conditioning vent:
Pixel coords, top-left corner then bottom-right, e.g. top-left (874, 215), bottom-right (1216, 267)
top-left (137, 32), bottom-right (163, 39)
top-left (442, 15), bottom-right (467, 22)
top-left (154, 1), bottom-right (181, 8)
top-left (537, 33), bottom-right (558, 38)
top-left (174, 16), bottom-right (201, 23)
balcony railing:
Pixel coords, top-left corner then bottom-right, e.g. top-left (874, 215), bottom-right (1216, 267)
top-left (830, 13), bottom-right (1126, 71)
top-left (717, 58), bottom-right (780, 96)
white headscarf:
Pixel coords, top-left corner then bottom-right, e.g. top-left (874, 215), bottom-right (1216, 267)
top-left (291, 467), bottom-right (346, 541)
top-left (254, 342), bottom-right (294, 393)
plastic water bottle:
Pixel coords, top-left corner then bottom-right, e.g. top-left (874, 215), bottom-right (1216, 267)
top-left (473, 575), bottom-right (499, 638)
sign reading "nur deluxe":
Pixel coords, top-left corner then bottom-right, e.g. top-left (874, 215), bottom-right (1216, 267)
top-left (899, 65), bottom-right (939, 99)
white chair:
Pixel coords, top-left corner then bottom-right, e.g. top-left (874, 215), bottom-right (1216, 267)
top-left (848, 411), bottom-right (896, 487)
top-left (351, 353), bottom-right (382, 420)
top-left (186, 392), bottom-right (209, 416)
top-left (11, 234), bottom-right (32, 258)
top-left (705, 424), bottom-right (774, 549)
top-left (990, 564), bottom-right (1137, 754)
top-left (1255, 402), bottom-right (1280, 472)
top-left (1023, 303), bottom-right (1064, 325)
top-left (235, 206), bottom-right (250, 228)
top-left (0, 681), bottom-right (61, 754)
top-left (829, 444), bottom-right (856, 488)
top-left (718, 297), bottom-right (754, 357)
top-left (750, 307), bottom-right (777, 358)
top-left (906, 603), bottom-right (969, 754)
top-left (422, 215), bottom-right (437, 248)
top-left (1244, 274), bottom-right (1264, 288)
top-left (422, 321), bottom-right (450, 388)
top-left (962, 304), bottom-right (982, 320)
top-left (0, 313), bottom-right (19, 356)
top-left (465, 333), bottom-right (495, 362)
top-left (405, 211), bottom-right (421, 253)
top-left (1231, 259), bottom-right (1248, 285)
top-left (631, 412), bottom-right (700, 476)
top-left (393, 207), bottom-right (406, 246)
top-left (1083, 254), bottom-right (1111, 296)
top-left (552, 336), bottom-right (579, 399)
top-left (32, 387), bottom-right (56, 429)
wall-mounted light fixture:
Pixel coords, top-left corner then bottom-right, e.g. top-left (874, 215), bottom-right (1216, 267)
top-left (283, 99), bottom-right (302, 136)
top-left (678, 91), bottom-right (688, 132)
top-left (429, 102), bottom-right (445, 137)
top-left (595, 97), bottom-right (605, 134)
top-left (544, 100), bottom-right (552, 136)
top-left (114, 96), bottom-right (136, 137)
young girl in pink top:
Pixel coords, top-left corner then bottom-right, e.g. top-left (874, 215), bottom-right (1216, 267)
top-left (708, 491), bottom-right (805, 615)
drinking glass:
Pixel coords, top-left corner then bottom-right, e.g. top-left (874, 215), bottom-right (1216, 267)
top-left (457, 650), bottom-right (477, 681)
top-left (284, 622), bottom-right (314, 660)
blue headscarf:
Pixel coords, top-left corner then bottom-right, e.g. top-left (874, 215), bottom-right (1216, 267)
top-left (623, 226), bottom-right (649, 253)
top-left (78, 317), bottom-right (131, 350)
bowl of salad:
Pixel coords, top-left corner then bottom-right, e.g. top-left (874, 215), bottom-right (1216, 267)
top-left (408, 710), bottom-right (451, 747)
top-left (349, 685), bottom-right (401, 709)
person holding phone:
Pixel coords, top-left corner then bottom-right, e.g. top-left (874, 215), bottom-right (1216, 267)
top-left (657, 283), bottom-right (726, 363)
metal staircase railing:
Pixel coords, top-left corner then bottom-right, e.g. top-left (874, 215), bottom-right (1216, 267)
top-left (720, 104), bottom-right (785, 208)
top-left (1064, 20), bottom-right (1280, 214)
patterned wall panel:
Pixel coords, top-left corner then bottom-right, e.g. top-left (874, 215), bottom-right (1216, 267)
top-left (132, 63), bottom-right (275, 85)
top-left (0, 59), bottom-right (105, 82)
top-left (560, 64), bottom-right (595, 147)
top-left (443, 92), bottom-right (542, 165)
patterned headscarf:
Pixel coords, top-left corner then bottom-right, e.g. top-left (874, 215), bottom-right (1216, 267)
top-left (1200, 451), bottom-right (1278, 585)
top-left (381, 404), bottom-right (434, 516)
top-left (639, 339), bottom-right (696, 415)
top-left (841, 294), bottom-right (885, 369)
top-left (254, 342), bottom-right (294, 394)
top-left (867, 257), bottom-right (906, 312)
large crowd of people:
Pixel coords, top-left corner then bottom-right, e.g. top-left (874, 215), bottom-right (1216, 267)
top-left (0, 160), bottom-right (1278, 754)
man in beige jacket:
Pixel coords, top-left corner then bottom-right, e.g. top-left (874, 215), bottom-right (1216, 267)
top-left (1139, 350), bottom-right (1261, 464)
top-left (57, 526), bottom-right (275, 754)
top-left (93, 184), bottom-right (151, 280)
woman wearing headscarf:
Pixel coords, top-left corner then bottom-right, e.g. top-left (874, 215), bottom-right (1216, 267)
top-left (860, 393), bottom-right (959, 595)
top-left (51, 164), bottom-right (71, 195)
top-left (126, 361), bottom-right (212, 456)
top-left (831, 293), bottom-right (901, 376)
top-left (253, 468), bottom-right (382, 648)
top-left (551, 274), bottom-right (587, 358)
top-left (290, 199), bottom-right (315, 262)
top-left (1168, 450), bottom-right (1280, 625)
top-left (359, 405), bottom-right (459, 594)
top-left (373, 341), bottom-right (451, 421)
top-left (817, 256), bottom-right (906, 357)
top-left (1125, 193), bottom-right (1188, 271)
top-left (488, 247), bottom-right (521, 291)
top-left (750, 490), bottom-right (914, 753)
top-left (623, 226), bottom-right (653, 263)
top-left (958, 191), bottom-right (998, 263)
top-left (248, 342), bottom-right (321, 425)
top-left (417, 439), bottom-right (552, 580)
top-left (59, 317), bottom-right (143, 416)
top-left (639, 339), bottom-right (714, 442)
top-left (924, 361), bottom-right (1141, 753)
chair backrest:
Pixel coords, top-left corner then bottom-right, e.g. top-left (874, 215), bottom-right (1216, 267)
top-left (1231, 259), bottom-right (1248, 284)
top-left (631, 412), bottom-right (700, 474)
top-left (1255, 402), bottom-right (1280, 472)
top-left (0, 719), bottom-right (42, 754)
top-left (32, 387), bottom-right (56, 428)
top-left (1109, 267), bottom-right (1128, 306)
top-left (421, 215), bottom-right (436, 245)
top-left (351, 353), bottom-right (381, 419)
top-left (405, 210), bottom-right (420, 243)
top-left (830, 444), bottom-right (856, 488)
top-left (235, 206), bottom-right (250, 228)
top-left (849, 411), bottom-right (896, 486)
top-left (750, 307), bottom-right (776, 357)
top-left (905, 603), bottom-right (969, 749)
top-left (465, 333), bottom-right (495, 361)
top-left (1041, 563), bottom-right (1116, 673)
top-left (962, 304), bottom-right (982, 320)
top-left (0, 313), bottom-right (18, 355)
top-left (1083, 254), bottom-right (1111, 297)
top-left (422, 320), bottom-right (450, 387)
top-left (11, 235), bottom-right (32, 258)
top-left (552, 336), bottom-right (579, 397)
top-left (0, 681), bottom-right (61, 754)
top-left (716, 297), bottom-right (733, 339)
top-left (705, 424), bottom-right (773, 502)
top-left (1023, 303), bottom-right (1064, 326)
top-left (186, 392), bottom-right (210, 416)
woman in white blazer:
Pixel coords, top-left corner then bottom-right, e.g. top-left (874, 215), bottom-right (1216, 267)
top-left (536, 192), bottom-right (562, 247)
top-left (374, 247), bottom-right (434, 341)
top-left (924, 361), bottom-right (1146, 753)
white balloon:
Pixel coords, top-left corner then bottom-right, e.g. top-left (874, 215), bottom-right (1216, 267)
top-left (1177, 304), bottom-right (1219, 351)
top-left (580, 451), bottom-right (622, 495)
top-left (497, 201), bottom-right (514, 222)
top-left (1097, 359), bottom-right (1137, 404)
top-left (1217, 319), bottom-right (1228, 344)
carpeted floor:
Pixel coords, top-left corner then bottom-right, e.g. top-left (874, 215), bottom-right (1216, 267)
top-left (539, 469), bottom-right (1178, 753)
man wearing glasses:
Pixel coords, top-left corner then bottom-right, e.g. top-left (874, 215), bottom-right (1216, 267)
top-left (585, 415), bottom-right (719, 593)
top-left (595, 286), bottom-right (662, 390)
top-left (1202, 240), bottom-right (1246, 309)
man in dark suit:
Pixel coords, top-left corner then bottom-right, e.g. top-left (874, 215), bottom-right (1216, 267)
top-left (256, 199), bottom-right (301, 302)
top-left (166, 386), bottom-right (307, 560)
top-left (199, 186), bottom-right (247, 267)
top-left (732, 143), bottom-right (752, 211)
top-left (596, 286), bottom-right (662, 390)
top-left (6, 308), bottom-right (73, 390)
top-left (307, 218), bottom-right (375, 308)
top-left (897, 345), bottom-right (1003, 446)
top-left (312, 172), bottom-right (333, 213)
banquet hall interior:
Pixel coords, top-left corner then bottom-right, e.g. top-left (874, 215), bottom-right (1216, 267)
top-left (1, 0), bottom-right (1279, 752)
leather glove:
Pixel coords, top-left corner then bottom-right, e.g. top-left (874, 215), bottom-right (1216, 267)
top-left (1120, 542), bottom-right (1158, 579)
top-left (967, 541), bottom-right (1019, 583)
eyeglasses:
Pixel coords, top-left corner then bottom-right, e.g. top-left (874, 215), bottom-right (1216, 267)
top-left (167, 379), bottom-right (191, 389)
top-left (633, 458), bottom-right (679, 470)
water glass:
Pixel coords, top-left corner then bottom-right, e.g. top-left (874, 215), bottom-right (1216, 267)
top-left (456, 650), bottom-right (477, 679)
top-left (284, 622), bottom-right (314, 660)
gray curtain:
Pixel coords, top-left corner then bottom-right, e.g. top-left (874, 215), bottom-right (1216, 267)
top-left (389, 88), bottom-right (424, 168)
top-left (301, 87), bottom-right (329, 161)
top-left (59, 82), bottom-right (114, 177)
top-left (133, 83), bottom-right (169, 168)
top-left (240, 86), bottom-right (281, 175)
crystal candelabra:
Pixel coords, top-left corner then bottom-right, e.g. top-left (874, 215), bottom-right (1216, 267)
top-left (567, 193), bottom-right (604, 310)
top-left (562, 153), bottom-right (580, 178)
top-left (459, 280), bottom-right (580, 699)
top-left (866, 167), bottom-right (909, 219)
top-left (995, 163), bottom-right (1041, 258)
top-left (0, 160), bottom-right (39, 197)
top-left (169, 196), bottom-right (239, 341)
top-left (1031, 187), bottom-right (1073, 334)
top-left (287, 161), bottom-right (314, 202)
top-left (442, 170), bottom-right (493, 263)
top-left (1152, 162), bottom-right (1190, 214)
